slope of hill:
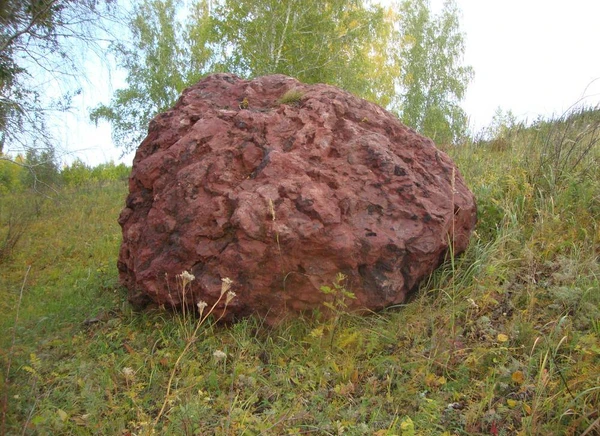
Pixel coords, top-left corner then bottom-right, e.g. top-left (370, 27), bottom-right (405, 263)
top-left (1, 108), bottom-right (598, 435)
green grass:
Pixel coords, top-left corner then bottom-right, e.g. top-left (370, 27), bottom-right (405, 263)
top-left (277, 88), bottom-right (304, 106)
top-left (1, 108), bottom-right (599, 435)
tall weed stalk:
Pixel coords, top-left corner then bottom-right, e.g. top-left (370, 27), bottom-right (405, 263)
top-left (153, 273), bottom-right (236, 431)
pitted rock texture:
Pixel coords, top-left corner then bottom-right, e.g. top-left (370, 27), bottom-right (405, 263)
top-left (118, 73), bottom-right (477, 322)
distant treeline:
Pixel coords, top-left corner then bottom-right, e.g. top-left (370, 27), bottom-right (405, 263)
top-left (0, 151), bottom-right (130, 193)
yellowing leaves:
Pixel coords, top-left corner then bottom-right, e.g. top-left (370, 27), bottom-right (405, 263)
top-left (511, 370), bottom-right (525, 384)
top-left (309, 325), bottom-right (325, 338)
top-left (402, 34), bottom-right (417, 46)
top-left (333, 381), bottom-right (355, 396)
top-left (57, 409), bottom-right (68, 422)
top-left (497, 333), bottom-right (509, 343)
top-left (400, 416), bottom-right (415, 435)
top-left (425, 372), bottom-right (447, 388)
top-left (337, 331), bottom-right (360, 349)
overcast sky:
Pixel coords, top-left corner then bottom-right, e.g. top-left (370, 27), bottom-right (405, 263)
top-left (61, 0), bottom-right (600, 166)
top-left (458, 0), bottom-right (600, 130)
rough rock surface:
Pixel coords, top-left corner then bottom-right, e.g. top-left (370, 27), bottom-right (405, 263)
top-left (118, 73), bottom-right (477, 322)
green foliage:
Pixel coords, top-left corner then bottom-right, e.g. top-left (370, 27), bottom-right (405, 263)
top-left (1, 153), bottom-right (129, 194)
top-left (0, 154), bottom-right (129, 198)
top-left (526, 106), bottom-right (600, 194)
top-left (397, 0), bottom-right (473, 144)
top-left (320, 272), bottom-right (356, 314)
top-left (277, 88), bottom-right (304, 105)
top-left (61, 159), bottom-right (130, 186)
top-left (0, 194), bottom-right (33, 263)
top-left (0, 155), bottom-right (25, 192)
top-left (0, 0), bottom-right (53, 152)
top-left (474, 105), bottom-right (600, 198)
top-left (90, 161), bottom-right (130, 183)
top-left (93, 0), bottom-right (403, 151)
top-left (20, 147), bottom-right (61, 190)
top-left (1, 0), bottom-right (118, 155)
top-left (60, 158), bottom-right (92, 186)
top-left (90, 0), bottom-right (215, 152)
top-left (95, 0), bottom-right (472, 151)
top-left (209, 0), bottom-right (400, 106)
top-left (313, 273), bottom-right (357, 349)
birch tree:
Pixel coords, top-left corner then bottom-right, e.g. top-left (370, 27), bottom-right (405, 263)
top-left (0, 0), bottom-right (119, 156)
top-left (94, 0), bottom-right (400, 151)
top-left (96, 0), bottom-right (472, 152)
top-left (397, 0), bottom-right (473, 143)
top-left (90, 0), bottom-right (208, 152)
top-left (208, 0), bottom-right (399, 105)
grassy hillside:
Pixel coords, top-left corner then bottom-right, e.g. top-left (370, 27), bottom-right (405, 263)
top-left (1, 109), bottom-right (599, 435)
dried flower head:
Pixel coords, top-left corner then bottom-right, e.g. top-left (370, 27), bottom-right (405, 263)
top-left (467, 297), bottom-right (479, 309)
top-left (197, 301), bottom-right (208, 317)
top-left (225, 290), bottom-right (236, 305)
top-left (122, 367), bottom-right (135, 379)
top-left (220, 277), bottom-right (233, 296)
top-left (179, 270), bottom-right (195, 285)
top-left (213, 350), bottom-right (227, 361)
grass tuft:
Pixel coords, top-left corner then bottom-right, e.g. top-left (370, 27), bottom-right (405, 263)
top-left (277, 88), bottom-right (304, 106)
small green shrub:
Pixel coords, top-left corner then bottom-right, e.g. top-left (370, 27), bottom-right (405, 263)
top-left (61, 158), bottom-right (92, 186)
top-left (0, 156), bottom-right (26, 193)
top-left (62, 159), bottom-right (130, 186)
top-left (277, 88), bottom-right (304, 105)
top-left (21, 148), bottom-right (61, 191)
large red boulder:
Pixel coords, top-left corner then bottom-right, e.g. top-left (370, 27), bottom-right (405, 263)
top-left (118, 73), bottom-right (476, 322)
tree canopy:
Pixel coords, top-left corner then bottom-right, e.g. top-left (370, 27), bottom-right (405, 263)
top-left (2, 0), bottom-right (473, 159)
top-left (397, 0), bottom-right (473, 144)
top-left (0, 0), bottom-right (118, 157)
top-left (90, 0), bottom-right (190, 152)
top-left (92, 0), bottom-right (409, 152)
top-left (4, 0), bottom-right (470, 156)
top-left (209, 0), bottom-right (400, 104)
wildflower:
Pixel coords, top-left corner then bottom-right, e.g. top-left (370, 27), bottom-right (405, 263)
top-left (213, 350), bottom-right (227, 361)
top-left (197, 301), bottom-right (208, 317)
top-left (225, 290), bottom-right (236, 305)
top-left (122, 367), bottom-right (135, 379)
top-left (179, 270), bottom-right (195, 285)
top-left (467, 297), bottom-right (479, 309)
top-left (220, 277), bottom-right (233, 296)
